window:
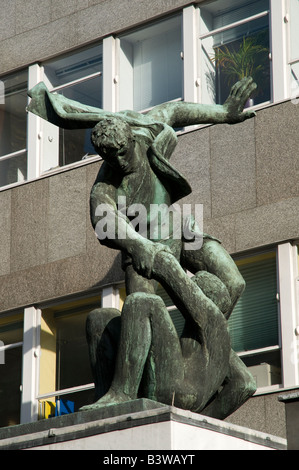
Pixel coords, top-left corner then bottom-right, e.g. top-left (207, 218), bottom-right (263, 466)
top-left (38, 295), bottom-right (101, 418)
top-left (289, 0), bottom-right (299, 101)
top-left (42, 44), bottom-right (103, 171)
top-left (199, 0), bottom-right (271, 106)
top-left (230, 251), bottom-right (281, 389)
top-left (0, 313), bottom-right (24, 427)
top-left (0, 70), bottom-right (28, 188)
top-left (119, 15), bottom-right (183, 112)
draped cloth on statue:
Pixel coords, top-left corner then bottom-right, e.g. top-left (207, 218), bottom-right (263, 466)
top-left (27, 82), bottom-right (191, 203)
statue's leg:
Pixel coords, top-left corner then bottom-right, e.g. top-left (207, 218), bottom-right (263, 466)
top-left (182, 241), bottom-right (255, 417)
top-left (81, 292), bottom-right (184, 410)
top-left (200, 349), bottom-right (257, 420)
top-left (151, 251), bottom-right (232, 408)
top-left (85, 308), bottom-right (121, 402)
top-left (182, 239), bottom-right (245, 319)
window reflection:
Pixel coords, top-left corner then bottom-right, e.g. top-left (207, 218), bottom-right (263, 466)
top-left (0, 70), bottom-right (27, 188)
top-left (40, 296), bottom-right (101, 415)
top-left (119, 15), bottom-right (183, 111)
top-left (200, 0), bottom-right (271, 106)
top-left (44, 45), bottom-right (103, 167)
top-left (0, 315), bottom-right (24, 428)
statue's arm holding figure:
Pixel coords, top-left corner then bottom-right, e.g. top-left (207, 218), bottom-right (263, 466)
top-left (147, 77), bottom-right (257, 127)
top-left (90, 173), bottom-right (172, 280)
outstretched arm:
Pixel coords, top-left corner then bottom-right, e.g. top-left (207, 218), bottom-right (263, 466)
top-left (147, 77), bottom-right (257, 128)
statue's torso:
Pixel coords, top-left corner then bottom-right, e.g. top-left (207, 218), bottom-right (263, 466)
top-left (116, 142), bottom-right (177, 242)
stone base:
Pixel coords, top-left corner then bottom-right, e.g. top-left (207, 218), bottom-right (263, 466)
top-left (279, 392), bottom-right (299, 450)
top-left (0, 399), bottom-right (287, 450)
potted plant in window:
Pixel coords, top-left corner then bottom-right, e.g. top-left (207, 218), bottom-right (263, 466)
top-left (212, 32), bottom-right (270, 106)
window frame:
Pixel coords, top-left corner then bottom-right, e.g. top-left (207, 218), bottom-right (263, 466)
top-left (116, 13), bottom-right (184, 113)
top-left (0, 69), bottom-right (28, 189)
top-left (0, 311), bottom-right (24, 427)
top-left (286, 0), bottom-right (299, 103)
top-left (198, 1), bottom-right (272, 107)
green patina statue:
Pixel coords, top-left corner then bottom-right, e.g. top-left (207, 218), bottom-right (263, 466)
top-left (27, 77), bottom-right (257, 419)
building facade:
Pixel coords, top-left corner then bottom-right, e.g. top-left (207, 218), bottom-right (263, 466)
top-left (0, 0), bottom-right (299, 439)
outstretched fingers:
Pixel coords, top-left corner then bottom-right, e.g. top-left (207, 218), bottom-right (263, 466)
top-left (234, 77), bottom-right (255, 103)
top-left (239, 79), bottom-right (257, 108)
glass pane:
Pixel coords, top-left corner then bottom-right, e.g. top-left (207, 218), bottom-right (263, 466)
top-left (0, 70), bottom-right (27, 157)
top-left (200, 0), bottom-right (269, 30)
top-left (242, 349), bottom-right (281, 388)
top-left (0, 347), bottom-right (22, 427)
top-left (120, 16), bottom-right (182, 111)
top-left (0, 151), bottom-right (27, 187)
top-left (44, 44), bottom-right (102, 89)
top-left (229, 254), bottom-right (278, 352)
top-left (200, 1), bottom-right (270, 105)
top-left (41, 296), bottom-right (100, 395)
top-left (56, 310), bottom-right (93, 390)
top-left (45, 45), bottom-right (102, 167)
top-left (291, 62), bottom-right (299, 103)
top-left (0, 317), bottom-right (23, 345)
top-left (290, 0), bottom-right (299, 61)
top-left (57, 73), bottom-right (102, 109)
top-left (57, 74), bottom-right (102, 165)
top-left (0, 316), bottom-right (23, 428)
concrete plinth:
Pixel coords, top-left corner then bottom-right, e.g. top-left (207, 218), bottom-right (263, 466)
top-left (279, 392), bottom-right (299, 450)
top-left (0, 399), bottom-right (286, 451)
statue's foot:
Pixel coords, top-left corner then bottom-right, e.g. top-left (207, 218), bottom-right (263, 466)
top-left (80, 390), bottom-right (132, 411)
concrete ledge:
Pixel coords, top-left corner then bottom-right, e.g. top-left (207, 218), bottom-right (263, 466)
top-left (279, 393), bottom-right (299, 450)
top-left (0, 399), bottom-right (287, 450)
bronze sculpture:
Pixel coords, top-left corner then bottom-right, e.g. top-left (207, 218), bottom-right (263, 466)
top-left (27, 77), bottom-right (257, 419)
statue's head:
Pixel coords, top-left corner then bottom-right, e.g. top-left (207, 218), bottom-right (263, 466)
top-left (91, 117), bottom-right (135, 172)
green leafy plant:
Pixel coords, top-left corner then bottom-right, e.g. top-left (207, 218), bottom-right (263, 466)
top-left (212, 33), bottom-right (269, 96)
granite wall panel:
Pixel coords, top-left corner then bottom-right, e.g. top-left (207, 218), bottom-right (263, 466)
top-left (210, 118), bottom-right (256, 218)
top-left (47, 167), bottom-right (87, 263)
top-left (10, 178), bottom-right (48, 273)
top-left (0, 190), bottom-right (11, 277)
top-left (255, 100), bottom-right (299, 206)
top-left (172, 126), bottom-right (212, 219)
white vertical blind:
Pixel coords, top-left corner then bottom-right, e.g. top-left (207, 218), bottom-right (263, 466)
top-left (132, 26), bottom-right (182, 111)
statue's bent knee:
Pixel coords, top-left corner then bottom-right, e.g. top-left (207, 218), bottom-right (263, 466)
top-left (123, 292), bottom-right (165, 316)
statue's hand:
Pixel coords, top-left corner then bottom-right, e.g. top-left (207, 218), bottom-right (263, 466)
top-left (223, 77), bottom-right (257, 124)
top-left (129, 240), bottom-right (172, 279)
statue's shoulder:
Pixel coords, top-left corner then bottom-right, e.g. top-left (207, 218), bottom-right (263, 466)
top-left (93, 161), bottom-right (121, 187)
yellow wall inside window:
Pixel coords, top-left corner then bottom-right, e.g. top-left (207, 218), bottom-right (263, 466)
top-left (0, 313), bottom-right (23, 328)
top-left (39, 294), bottom-right (101, 397)
top-left (119, 286), bottom-right (126, 311)
top-left (39, 311), bottom-right (56, 397)
top-left (235, 251), bottom-right (276, 267)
